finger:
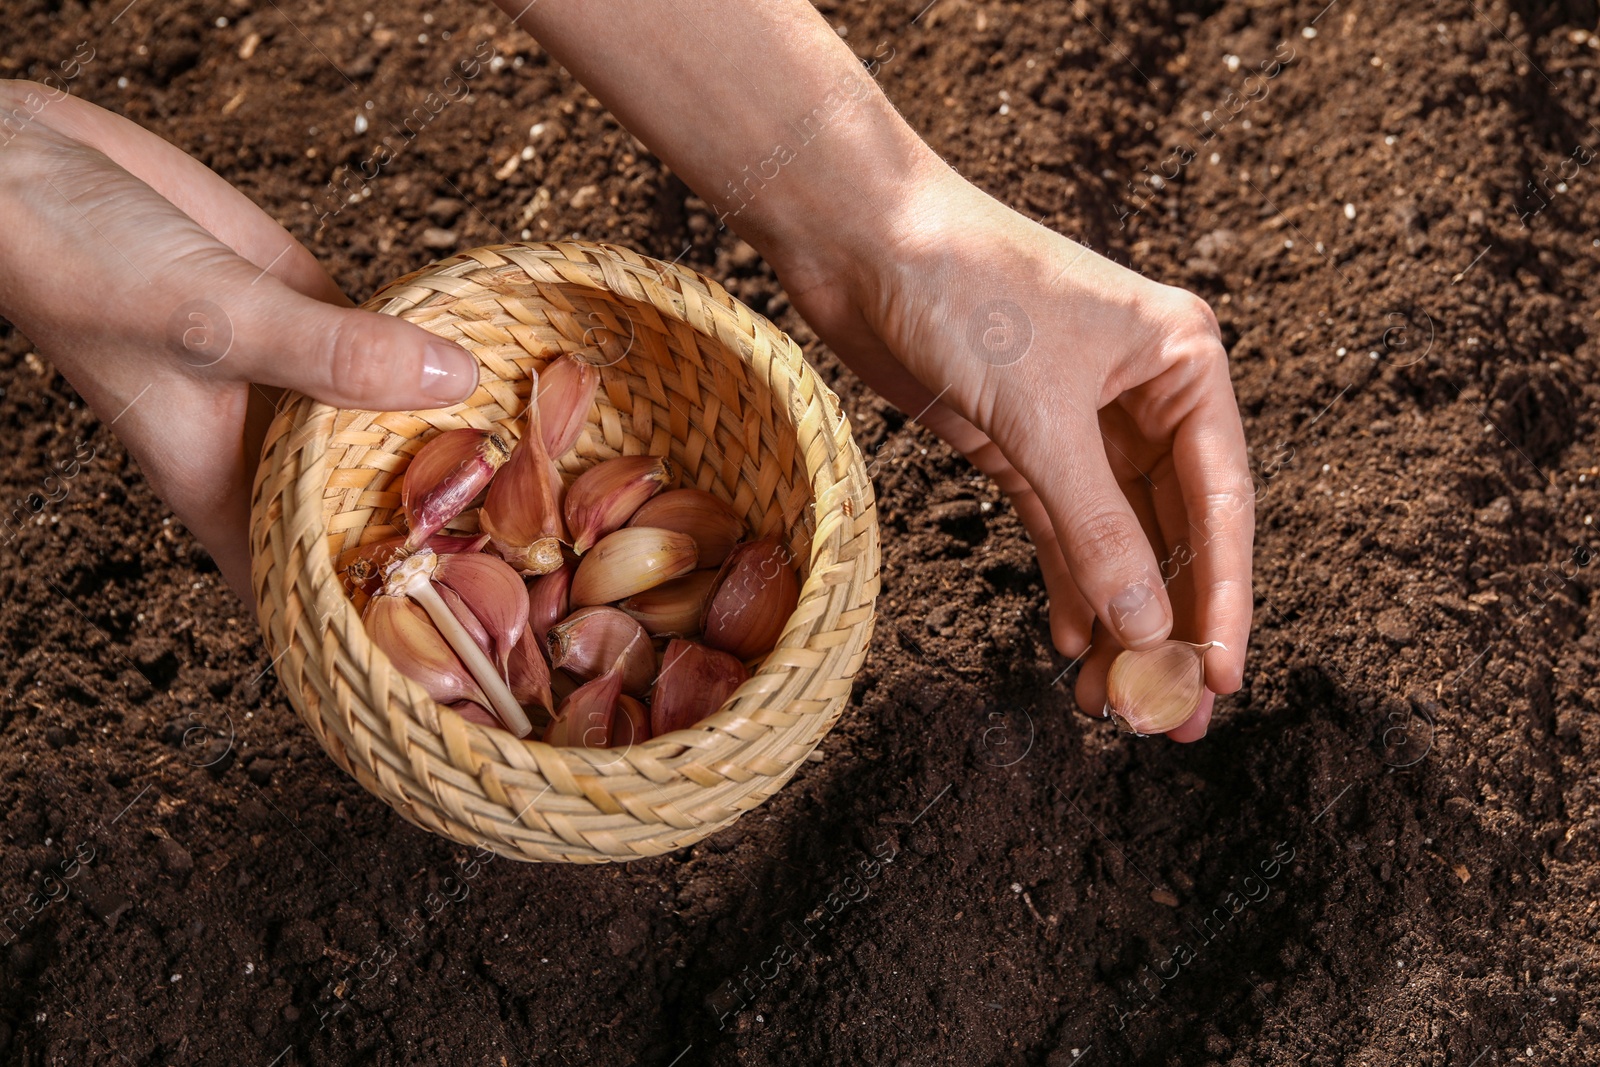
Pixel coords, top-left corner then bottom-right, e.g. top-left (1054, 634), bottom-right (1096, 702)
top-left (1073, 632), bottom-right (1115, 719)
top-left (18, 136), bottom-right (479, 412)
top-left (1070, 463), bottom-right (1166, 718)
top-left (918, 406), bottom-right (1097, 657)
top-left (31, 85), bottom-right (353, 307)
top-left (198, 267), bottom-right (481, 410)
top-left (1005, 487), bottom-right (1096, 657)
top-left (1019, 401), bottom-right (1174, 650)
top-left (1165, 689), bottom-right (1214, 743)
top-left (1171, 357), bottom-right (1256, 693)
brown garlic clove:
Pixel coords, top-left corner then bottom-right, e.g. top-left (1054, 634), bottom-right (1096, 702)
top-left (542, 666), bottom-right (623, 748)
top-left (481, 384), bottom-right (568, 573)
top-left (546, 606), bottom-right (656, 697)
top-left (701, 539), bottom-right (800, 661)
top-left (649, 638), bottom-right (748, 736)
top-left (564, 455), bottom-right (675, 555)
top-left (1104, 640), bottom-right (1218, 735)
top-left (626, 488), bottom-right (744, 569)
top-left (617, 568), bottom-right (719, 636)
top-left (526, 559), bottom-right (576, 646)
top-left (569, 527), bottom-right (698, 606)
top-left (535, 354), bottom-right (600, 458)
top-left (363, 593), bottom-right (487, 709)
top-left (401, 430), bottom-right (510, 551)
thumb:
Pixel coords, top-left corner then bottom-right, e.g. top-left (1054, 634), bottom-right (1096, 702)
top-left (185, 264), bottom-right (480, 410)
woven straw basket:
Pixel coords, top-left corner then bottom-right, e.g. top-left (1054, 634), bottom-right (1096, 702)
top-left (249, 241), bottom-right (879, 863)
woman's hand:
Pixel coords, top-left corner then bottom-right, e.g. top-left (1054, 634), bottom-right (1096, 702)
top-left (500, 0), bottom-right (1255, 739)
top-left (768, 167), bottom-right (1255, 740)
top-left (0, 81), bottom-right (478, 601)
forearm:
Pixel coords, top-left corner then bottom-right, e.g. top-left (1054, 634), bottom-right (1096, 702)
top-left (496, 0), bottom-right (946, 281)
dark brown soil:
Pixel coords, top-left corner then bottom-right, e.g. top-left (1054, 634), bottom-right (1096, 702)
top-left (4, 0), bottom-right (1600, 1063)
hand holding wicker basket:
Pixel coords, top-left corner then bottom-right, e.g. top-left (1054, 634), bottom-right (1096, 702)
top-left (249, 242), bottom-right (879, 863)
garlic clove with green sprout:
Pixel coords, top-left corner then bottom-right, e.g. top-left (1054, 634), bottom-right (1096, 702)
top-left (1104, 639), bottom-right (1220, 735)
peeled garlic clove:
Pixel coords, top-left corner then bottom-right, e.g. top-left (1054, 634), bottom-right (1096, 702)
top-left (432, 550), bottom-right (529, 675)
top-left (481, 389), bottom-right (567, 571)
top-left (402, 430), bottom-right (509, 551)
top-left (701, 538), bottom-right (800, 661)
top-left (1105, 640), bottom-right (1216, 735)
top-left (617, 568), bottom-right (719, 636)
top-left (363, 593), bottom-right (488, 708)
top-left (564, 455), bottom-right (675, 554)
top-left (650, 638), bottom-right (747, 736)
top-left (570, 527), bottom-right (698, 606)
top-left (547, 606), bottom-right (655, 696)
top-left (612, 695), bottom-right (651, 748)
top-left (627, 488), bottom-right (744, 569)
top-left (527, 559), bottom-right (575, 646)
top-left (507, 625), bottom-right (554, 720)
top-left (542, 666), bottom-right (623, 748)
top-left (536, 354), bottom-right (599, 458)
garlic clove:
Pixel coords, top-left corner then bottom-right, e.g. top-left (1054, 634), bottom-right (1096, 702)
top-left (526, 559), bottom-right (576, 646)
top-left (564, 455), bottom-right (675, 554)
top-left (384, 549), bottom-right (533, 738)
top-left (546, 606), bottom-right (655, 696)
top-left (449, 700), bottom-right (501, 728)
top-left (569, 527), bottom-right (698, 606)
top-left (536, 354), bottom-right (600, 458)
top-left (363, 593), bottom-right (488, 708)
top-left (436, 584), bottom-right (493, 659)
top-left (507, 625), bottom-right (554, 721)
top-left (617, 568), bottom-right (719, 636)
top-left (401, 430), bottom-right (510, 551)
top-left (626, 488), bottom-right (745, 569)
top-left (342, 531), bottom-right (490, 595)
top-left (432, 550), bottom-right (529, 675)
top-left (701, 538), bottom-right (800, 661)
top-left (612, 694), bottom-right (651, 748)
top-left (481, 386), bottom-right (567, 570)
top-left (1105, 640), bottom-right (1216, 735)
top-left (542, 666), bottom-right (623, 748)
top-left (649, 638), bottom-right (748, 736)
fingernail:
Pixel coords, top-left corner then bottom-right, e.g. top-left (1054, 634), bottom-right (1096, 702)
top-left (1108, 581), bottom-right (1169, 647)
top-left (421, 341), bottom-right (478, 403)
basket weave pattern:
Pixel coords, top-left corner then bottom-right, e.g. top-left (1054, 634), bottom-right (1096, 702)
top-left (249, 242), bottom-right (879, 863)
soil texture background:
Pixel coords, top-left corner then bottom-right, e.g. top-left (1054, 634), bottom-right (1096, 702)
top-left (3, 0), bottom-right (1600, 1064)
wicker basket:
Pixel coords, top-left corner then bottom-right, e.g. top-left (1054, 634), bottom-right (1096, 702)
top-left (248, 241), bottom-right (879, 863)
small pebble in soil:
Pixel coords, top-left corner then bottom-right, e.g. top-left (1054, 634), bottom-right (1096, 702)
top-left (420, 228), bottom-right (458, 251)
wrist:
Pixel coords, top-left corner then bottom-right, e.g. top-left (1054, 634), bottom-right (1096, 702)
top-left (719, 91), bottom-right (956, 301)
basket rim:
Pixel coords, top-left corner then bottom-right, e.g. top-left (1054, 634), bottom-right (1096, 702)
top-left (248, 240), bottom-right (880, 861)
